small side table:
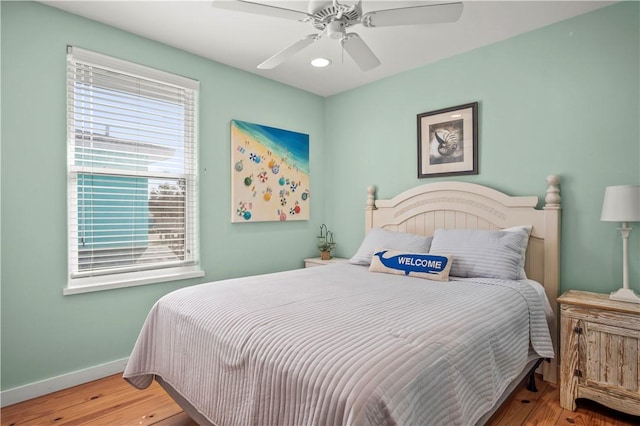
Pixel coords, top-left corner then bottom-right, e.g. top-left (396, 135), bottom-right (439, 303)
top-left (304, 257), bottom-right (348, 268)
top-left (558, 289), bottom-right (640, 416)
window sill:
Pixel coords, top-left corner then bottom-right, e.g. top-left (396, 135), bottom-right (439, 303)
top-left (64, 266), bottom-right (205, 295)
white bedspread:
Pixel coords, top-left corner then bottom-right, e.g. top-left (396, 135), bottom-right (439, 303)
top-left (124, 263), bottom-right (553, 426)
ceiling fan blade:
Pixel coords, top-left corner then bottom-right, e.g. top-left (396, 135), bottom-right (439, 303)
top-left (342, 33), bottom-right (380, 72)
top-left (212, 0), bottom-right (311, 21)
top-left (362, 2), bottom-right (463, 28)
top-left (257, 35), bottom-right (318, 69)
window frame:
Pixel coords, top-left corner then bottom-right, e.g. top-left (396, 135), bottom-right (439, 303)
top-left (65, 47), bottom-right (203, 295)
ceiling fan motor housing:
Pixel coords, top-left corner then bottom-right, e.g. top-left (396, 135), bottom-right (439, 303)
top-left (308, 0), bottom-right (362, 32)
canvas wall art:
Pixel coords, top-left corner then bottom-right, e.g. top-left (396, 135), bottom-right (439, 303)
top-left (231, 119), bottom-right (310, 222)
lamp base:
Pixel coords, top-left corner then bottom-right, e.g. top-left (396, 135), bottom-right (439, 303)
top-left (609, 288), bottom-right (640, 304)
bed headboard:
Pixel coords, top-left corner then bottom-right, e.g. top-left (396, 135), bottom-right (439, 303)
top-left (364, 176), bottom-right (561, 384)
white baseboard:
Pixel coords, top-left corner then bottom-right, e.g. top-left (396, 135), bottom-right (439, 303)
top-left (1, 357), bottom-right (129, 407)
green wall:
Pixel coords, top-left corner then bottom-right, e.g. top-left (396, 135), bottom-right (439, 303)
top-left (0, 1), bottom-right (325, 390)
top-left (325, 1), bottom-right (640, 294)
top-left (2, 0), bottom-right (639, 392)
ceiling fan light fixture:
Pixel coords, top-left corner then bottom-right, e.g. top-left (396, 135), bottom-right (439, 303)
top-left (327, 20), bottom-right (346, 40)
top-left (311, 57), bottom-right (331, 68)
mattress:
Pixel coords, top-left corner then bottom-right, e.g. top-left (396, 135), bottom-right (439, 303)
top-left (124, 263), bottom-right (553, 426)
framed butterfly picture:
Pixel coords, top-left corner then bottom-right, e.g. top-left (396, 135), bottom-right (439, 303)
top-left (417, 102), bottom-right (478, 178)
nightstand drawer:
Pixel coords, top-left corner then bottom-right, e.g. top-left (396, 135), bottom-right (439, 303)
top-left (561, 303), bottom-right (640, 330)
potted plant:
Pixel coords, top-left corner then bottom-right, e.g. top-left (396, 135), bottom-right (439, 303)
top-left (317, 224), bottom-right (336, 260)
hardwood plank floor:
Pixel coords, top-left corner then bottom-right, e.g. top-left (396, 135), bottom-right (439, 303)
top-left (2, 374), bottom-right (638, 425)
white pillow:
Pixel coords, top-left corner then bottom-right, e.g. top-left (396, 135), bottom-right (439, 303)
top-left (349, 228), bottom-right (432, 266)
top-left (429, 227), bottom-right (531, 280)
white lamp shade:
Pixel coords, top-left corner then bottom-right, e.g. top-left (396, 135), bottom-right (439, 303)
top-left (601, 185), bottom-right (640, 222)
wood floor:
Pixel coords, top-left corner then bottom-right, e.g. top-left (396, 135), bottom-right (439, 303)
top-left (2, 374), bottom-right (638, 426)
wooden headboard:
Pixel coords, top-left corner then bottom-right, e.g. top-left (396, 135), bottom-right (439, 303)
top-left (364, 176), bottom-right (562, 384)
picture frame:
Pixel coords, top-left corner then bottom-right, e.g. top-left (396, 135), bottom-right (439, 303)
top-left (417, 102), bottom-right (478, 178)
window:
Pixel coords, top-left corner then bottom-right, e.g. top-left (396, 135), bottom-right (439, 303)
top-left (66, 47), bottom-right (202, 294)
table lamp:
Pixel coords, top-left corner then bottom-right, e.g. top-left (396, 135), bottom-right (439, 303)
top-left (601, 185), bottom-right (640, 303)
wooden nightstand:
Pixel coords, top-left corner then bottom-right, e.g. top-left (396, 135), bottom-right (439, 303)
top-left (304, 257), bottom-right (348, 268)
top-left (558, 290), bottom-right (640, 415)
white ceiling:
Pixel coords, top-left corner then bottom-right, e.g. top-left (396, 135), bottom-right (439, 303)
top-left (41, 0), bottom-right (615, 97)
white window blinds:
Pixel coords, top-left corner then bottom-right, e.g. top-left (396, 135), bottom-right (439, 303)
top-left (67, 47), bottom-right (200, 287)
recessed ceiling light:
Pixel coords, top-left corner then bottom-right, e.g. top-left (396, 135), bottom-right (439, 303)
top-left (311, 58), bottom-right (331, 68)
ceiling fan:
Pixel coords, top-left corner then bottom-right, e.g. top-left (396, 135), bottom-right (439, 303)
top-left (212, 0), bottom-right (464, 71)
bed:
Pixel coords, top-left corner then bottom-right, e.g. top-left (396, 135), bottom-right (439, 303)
top-left (124, 177), bottom-right (562, 426)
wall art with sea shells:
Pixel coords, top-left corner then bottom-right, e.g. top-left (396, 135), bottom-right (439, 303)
top-left (417, 102), bottom-right (478, 178)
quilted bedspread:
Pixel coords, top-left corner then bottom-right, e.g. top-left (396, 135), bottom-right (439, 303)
top-left (124, 263), bottom-right (553, 426)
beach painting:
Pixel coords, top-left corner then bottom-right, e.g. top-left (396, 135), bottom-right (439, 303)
top-left (231, 120), bottom-right (310, 222)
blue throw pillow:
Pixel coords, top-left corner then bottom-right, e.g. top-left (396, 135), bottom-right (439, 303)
top-left (369, 249), bottom-right (453, 281)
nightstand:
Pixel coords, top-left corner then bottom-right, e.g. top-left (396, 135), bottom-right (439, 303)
top-left (304, 257), bottom-right (348, 268)
top-left (558, 290), bottom-right (640, 415)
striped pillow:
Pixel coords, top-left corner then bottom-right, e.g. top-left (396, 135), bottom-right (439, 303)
top-left (503, 225), bottom-right (532, 279)
top-left (349, 228), bottom-right (432, 266)
top-left (429, 228), bottom-right (530, 280)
